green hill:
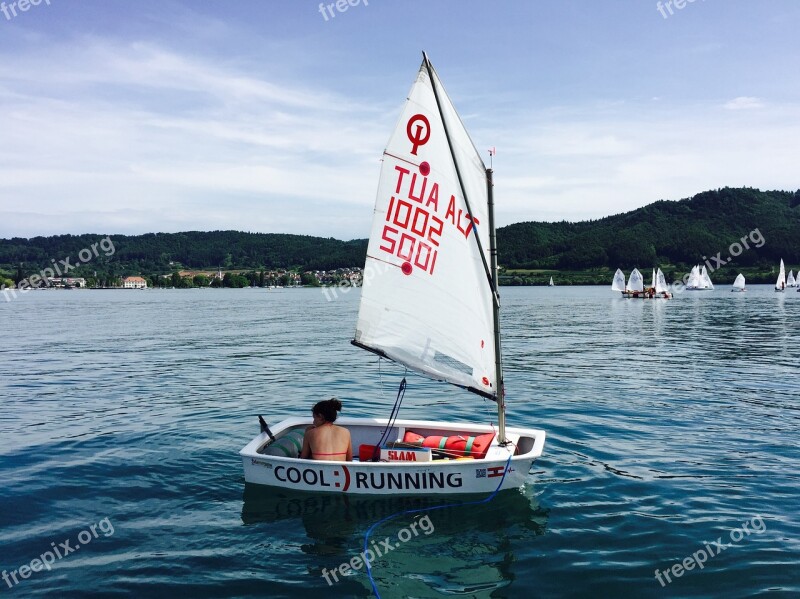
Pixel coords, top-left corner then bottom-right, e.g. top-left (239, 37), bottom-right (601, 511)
top-left (496, 187), bottom-right (800, 283)
top-left (0, 231), bottom-right (368, 282)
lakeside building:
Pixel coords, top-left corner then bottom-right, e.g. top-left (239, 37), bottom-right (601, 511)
top-left (122, 276), bottom-right (148, 289)
top-left (48, 277), bottom-right (87, 288)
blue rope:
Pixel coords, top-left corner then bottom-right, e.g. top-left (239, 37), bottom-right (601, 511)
top-left (362, 452), bottom-right (514, 598)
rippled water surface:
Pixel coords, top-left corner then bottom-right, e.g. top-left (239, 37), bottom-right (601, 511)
top-left (1, 286), bottom-right (798, 598)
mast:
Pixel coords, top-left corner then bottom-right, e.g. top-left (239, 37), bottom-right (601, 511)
top-left (487, 168), bottom-right (507, 444)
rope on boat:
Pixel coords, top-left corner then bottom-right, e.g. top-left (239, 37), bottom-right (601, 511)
top-left (362, 452), bottom-right (514, 598)
top-left (370, 377), bottom-right (407, 461)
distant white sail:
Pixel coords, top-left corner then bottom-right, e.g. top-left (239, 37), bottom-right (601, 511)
top-left (775, 259), bottom-right (786, 290)
top-left (699, 266), bottom-right (714, 290)
top-left (655, 268), bottom-right (669, 293)
top-left (549, 276), bottom-right (554, 286)
top-left (787, 270), bottom-right (796, 287)
top-left (688, 265), bottom-right (698, 288)
top-left (732, 273), bottom-right (746, 290)
top-left (627, 268), bottom-right (644, 292)
top-left (611, 268), bottom-right (626, 291)
top-left (354, 57), bottom-right (496, 397)
top-left (651, 268), bottom-right (656, 290)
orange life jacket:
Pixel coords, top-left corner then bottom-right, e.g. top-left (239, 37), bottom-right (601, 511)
top-left (403, 430), bottom-right (495, 459)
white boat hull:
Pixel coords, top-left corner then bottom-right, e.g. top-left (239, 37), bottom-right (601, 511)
top-left (241, 417), bottom-right (545, 495)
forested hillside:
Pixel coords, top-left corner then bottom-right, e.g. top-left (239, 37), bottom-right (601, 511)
top-left (498, 187), bottom-right (800, 269)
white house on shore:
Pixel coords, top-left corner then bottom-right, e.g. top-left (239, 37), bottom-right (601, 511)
top-left (122, 276), bottom-right (148, 289)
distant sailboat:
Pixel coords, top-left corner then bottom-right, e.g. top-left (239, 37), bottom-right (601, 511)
top-left (775, 259), bottom-right (786, 292)
top-left (655, 268), bottom-right (671, 298)
top-left (611, 268), bottom-right (626, 292)
top-left (622, 268), bottom-right (644, 298)
top-left (686, 265), bottom-right (700, 290)
top-left (787, 270), bottom-right (796, 288)
top-left (731, 273), bottom-right (746, 292)
top-left (686, 265), bottom-right (713, 290)
top-left (548, 276), bottom-right (554, 287)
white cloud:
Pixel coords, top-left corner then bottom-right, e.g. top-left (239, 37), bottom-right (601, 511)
top-left (0, 35), bottom-right (797, 240)
top-left (724, 96), bottom-right (765, 110)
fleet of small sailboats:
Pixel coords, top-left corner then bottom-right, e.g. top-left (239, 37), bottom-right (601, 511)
top-left (614, 267), bottom-right (671, 298)
top-left (241, 54), bottom-right (546, 496)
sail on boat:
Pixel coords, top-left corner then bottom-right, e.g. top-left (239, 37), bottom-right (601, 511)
top-left (655, 268), bottom-right (671, 298)
top-left (731, 273), bottom-right (746, 292)
top-left (621, 268), bottom-right (644, 297)
top-left (611, 268), bottom-right (626, 292)
top-left (686, 265), bottom-right (700, 290)
top-left (787, 269), bottom-right (796, 288)
top-left (548, 276), bottom-right (554, 287)
top-left (686, 265), bottom-right (713, 290)
top-left (240, 54), bottom-right (546, 495)
top-left (775, 259), bottom-right (786, 292)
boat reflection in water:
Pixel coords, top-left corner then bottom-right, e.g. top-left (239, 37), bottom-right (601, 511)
top-left (241, 484), bottom-right (549, 595)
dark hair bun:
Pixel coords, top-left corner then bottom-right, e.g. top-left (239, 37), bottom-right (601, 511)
top-left (313, 398), bottom-right (343, 423)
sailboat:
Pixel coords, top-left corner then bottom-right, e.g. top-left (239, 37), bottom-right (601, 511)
top-left (731, 273), bottom-right (746, 292)
top-left (548, 276), bottom-right (554, 287)
top-left (240, 54), bottom-right (546, 495)
top-left (787, 270), bottom-right (796, 288)
top-left (775, 259), bottom-right (786, 292)
top-left (611, 268), bottom-right (626, 292)
top-left (654, 268), bottom-right (671, 298)
top-left (686, 265), bottom-right (713, 290)
top-left (621, 268), bottom-right (644, 298)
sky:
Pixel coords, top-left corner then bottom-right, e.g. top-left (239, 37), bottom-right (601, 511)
top-left (1, 0), bottom-right (798, 241)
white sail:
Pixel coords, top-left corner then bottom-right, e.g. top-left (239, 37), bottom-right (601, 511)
top-left (611, 268), bottom-right (626, 291)
top-left (775, 259), bottom-right (786, 290)
top-left (655, 268), bottom-right (669, 293)
top-left (732, 273), bottom-right (746, 290)
top-left (686, 265), bottom-right (700, 288)
top-left (353, 57), bottom-right (496, 397)
top-left (651, 268), bottom-right (656, 290)
top-left (549, 276), bottom-right (554, 286)
top-left (699, 266), bottom-right (714, 290)
top-left (627, 268), bottom-right (644, 292)
top-left (787, 270), bottom-right (796, 287)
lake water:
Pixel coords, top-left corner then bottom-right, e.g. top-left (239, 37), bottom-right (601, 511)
top-left (1, 286), bottom-right (798, 598)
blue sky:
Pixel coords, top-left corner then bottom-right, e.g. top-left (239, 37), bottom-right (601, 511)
top-left (1, 0), bottom-right (798, 240)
